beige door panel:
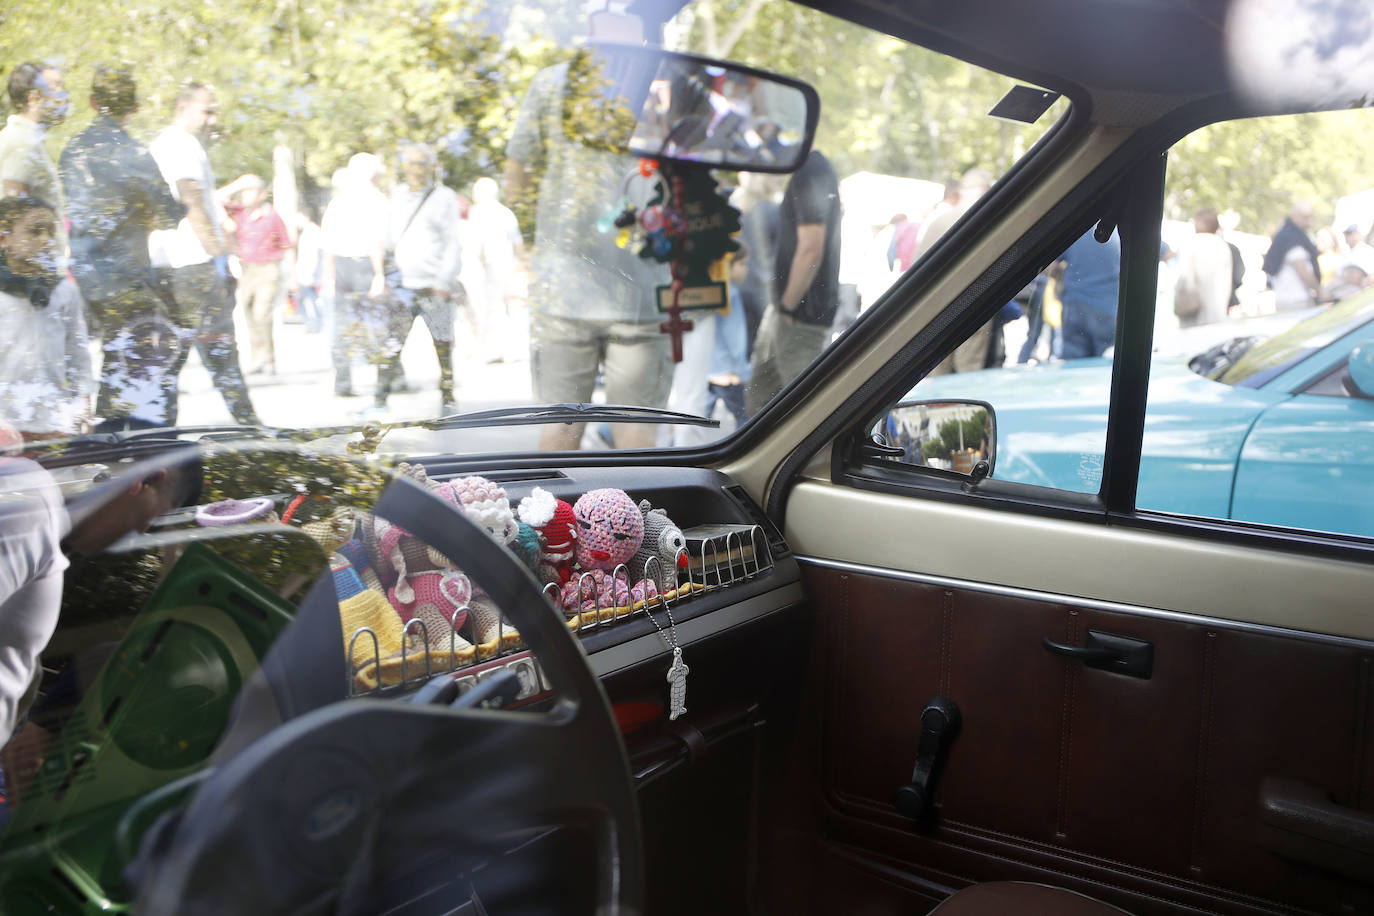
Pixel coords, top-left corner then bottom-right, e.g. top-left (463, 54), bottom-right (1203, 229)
top-left (784, 477), bottom-right (1374, 641)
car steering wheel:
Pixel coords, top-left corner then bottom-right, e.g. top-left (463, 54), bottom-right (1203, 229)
top-left (131, 472), bottom-right (645, 915)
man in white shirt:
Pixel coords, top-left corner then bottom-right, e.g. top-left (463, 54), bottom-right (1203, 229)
top-left (385, 144), bottom-right (463, 412)
top-left (147, 84), bottom-right (260, 427)
top-left (321, 153), bottom-right (389, 399)
top-left (1342, 224), bottom-right (1374, 280)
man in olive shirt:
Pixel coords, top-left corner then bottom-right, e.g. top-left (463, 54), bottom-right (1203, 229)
top-left (745, 149), bottom-right (842, 415)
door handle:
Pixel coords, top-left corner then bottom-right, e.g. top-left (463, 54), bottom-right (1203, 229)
top-left (1042, 629), bottom-right (1153, 679)
top-left (1041, 638), bottom-right (1119, 663)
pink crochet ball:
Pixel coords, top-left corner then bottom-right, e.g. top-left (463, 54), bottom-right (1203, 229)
top-left (573, 488), bottom-right (644, 572)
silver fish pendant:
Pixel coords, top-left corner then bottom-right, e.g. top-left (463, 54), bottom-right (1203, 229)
top-left (666, 647), bottom-right (689, 720)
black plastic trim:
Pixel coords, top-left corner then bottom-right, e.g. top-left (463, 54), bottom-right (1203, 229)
top-left (1099, 152), bottom-right (1166, 513)
top-left (811, 162), bottom-right (1139, 519)
top-left (839, 461), bottom-right (1108, 526)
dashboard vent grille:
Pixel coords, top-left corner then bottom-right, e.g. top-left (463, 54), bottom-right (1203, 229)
top-left (446, 469), bottom-right (568, 484)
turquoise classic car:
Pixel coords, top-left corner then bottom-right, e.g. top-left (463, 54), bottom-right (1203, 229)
top-left (906, 289), bottom-right (1374, 538)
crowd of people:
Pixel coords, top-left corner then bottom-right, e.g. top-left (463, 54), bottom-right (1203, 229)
top-left (0, 61), bottom-right (528, 441)
top-left (1, 47), bottom-right (1372, 453)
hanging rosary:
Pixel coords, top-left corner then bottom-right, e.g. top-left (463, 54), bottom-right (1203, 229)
top-left (598, 158), bottom-right (741, 363)
top-left (641, 592), bottom-right (688, 720)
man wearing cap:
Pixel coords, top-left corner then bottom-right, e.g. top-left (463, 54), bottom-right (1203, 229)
top-left (148, 83), bottom-right (260, 426)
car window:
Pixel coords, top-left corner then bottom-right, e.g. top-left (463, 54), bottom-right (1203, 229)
top-left (0, 0), bottom-right (1065, 458)
top-left (883, 227), bottom-right (1124, 495)
top-left (875, 108), bottom-right (1374, 539)
top-left (1141, 109), bottom-right (1374, 537)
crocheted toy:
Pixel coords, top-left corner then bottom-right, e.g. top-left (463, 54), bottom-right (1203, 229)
top-left (447, 475), bottom-right (518, 546)
top-left (517, 487), bottom-right (579, 586)
top-left (360, 482), bottom-right (462, 597)
top-left (334, 553), bottom-right (406, 678)
top-left (387, 568), bottom-right (471, 636)
top-left (629, 499), bottom-right (688, 592)
top-left (573, 488), bottom-right (644, 572)
top-left (299, 506), bottom-right (357, 555)
top-left (512, 520), bottom-right (544, 578)
top-left (339, 537), bottom-right (384, 592)
top-left (560, 570), bottom-right (658, 614)
top-left (444, 476), bottom-right (524, 652)
top-left (557, 489), bottom-right (659, 615)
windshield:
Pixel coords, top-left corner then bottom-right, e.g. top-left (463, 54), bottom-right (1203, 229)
top-left (0, 0), bottom-right (1065, 456)
top-left (1213, 286), bottom-right (1374, 388)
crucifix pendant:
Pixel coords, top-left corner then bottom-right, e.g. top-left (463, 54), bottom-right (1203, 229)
top-left (666, 647), bottom-right (689, 720)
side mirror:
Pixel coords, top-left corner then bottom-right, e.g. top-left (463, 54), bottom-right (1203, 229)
top-left (574, 41), bottom-right (819, 173)
top-left (1348, 344), bottom-right (1374, 398)
top-left (870, 400), bottom-right (997, 481)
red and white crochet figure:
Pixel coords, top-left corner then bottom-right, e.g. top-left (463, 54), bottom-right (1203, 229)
top-left (517, 487), bottom-right (579, 586)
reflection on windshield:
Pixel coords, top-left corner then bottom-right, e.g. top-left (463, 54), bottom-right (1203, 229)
top-left (0, 0), bottom-right (1065, 455)
top-left (1217, 288), bottom-right (1374, 388)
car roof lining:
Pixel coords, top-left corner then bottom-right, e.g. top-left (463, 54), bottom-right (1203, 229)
top-left (635, 0), bottom-right (1374, 128)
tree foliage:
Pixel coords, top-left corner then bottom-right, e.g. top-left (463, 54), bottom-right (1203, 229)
top-left (0, 0), bottom-right (565, 198)
top-left (2, 0), bottom-right (1369, 233)
top-left (1165, 110), bottom-right (1374, 235)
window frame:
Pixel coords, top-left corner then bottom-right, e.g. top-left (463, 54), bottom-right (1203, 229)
top-left (810, 106), bottom-right (1374, 566)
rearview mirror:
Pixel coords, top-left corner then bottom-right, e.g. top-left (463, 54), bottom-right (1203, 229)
top-left (577, 42), bottom-right (819, 173)
top-left (873, 400), bottom-right (997, 479)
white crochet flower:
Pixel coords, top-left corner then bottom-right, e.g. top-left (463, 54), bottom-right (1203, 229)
top-left (517, 486), bottom-right (556, 528)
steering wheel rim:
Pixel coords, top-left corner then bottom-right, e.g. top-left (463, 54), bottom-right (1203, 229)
top-left (131, 471), bottom-right (645, 915)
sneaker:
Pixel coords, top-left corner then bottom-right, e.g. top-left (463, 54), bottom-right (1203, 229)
top-left (440, 396), bottom-right (459, 415)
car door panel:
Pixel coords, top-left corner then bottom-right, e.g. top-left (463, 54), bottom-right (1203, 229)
top-left (763, 479), bottom-right (1374, 915)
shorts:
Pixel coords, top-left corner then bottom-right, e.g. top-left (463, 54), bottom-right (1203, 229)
top-left (530, 314), bottom-right (672, 409)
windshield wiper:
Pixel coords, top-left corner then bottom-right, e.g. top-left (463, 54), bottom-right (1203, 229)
top-left (421, 403), bottom-right (719, 431)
